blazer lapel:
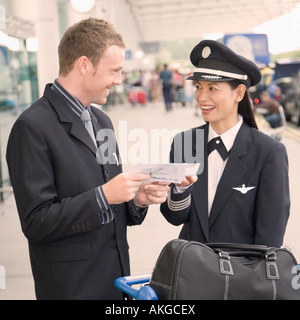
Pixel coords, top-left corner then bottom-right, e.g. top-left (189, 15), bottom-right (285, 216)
top-left (90, 107), bottom-right (122, 177)
top-left (208, 123), bottom-right (250, 228)
top-left (70, 119), bottom-right (97, 155)
top-left (191, 125), bottom-right (209, 241)
top-left (44, 84), bottom-right (97, 155)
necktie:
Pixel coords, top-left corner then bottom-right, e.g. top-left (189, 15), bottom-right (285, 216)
top-left (80, 108), bottom-right (97, 147)
top-left (208, 137), bottom-right (230, 160)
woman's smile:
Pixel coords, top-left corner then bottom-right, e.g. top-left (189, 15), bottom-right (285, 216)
top-left (201, 105), bottom-right (216, 113)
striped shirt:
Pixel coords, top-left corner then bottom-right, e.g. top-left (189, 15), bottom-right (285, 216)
top-left (51, 79), bottom-right (117, 224)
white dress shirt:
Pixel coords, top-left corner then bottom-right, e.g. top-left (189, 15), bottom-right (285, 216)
top-left (172, 114), bottom-right (244, 216)
top-left (208, 114), bottom-right (243, 214)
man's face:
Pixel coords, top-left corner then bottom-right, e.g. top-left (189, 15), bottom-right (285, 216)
top-left (85, 45), bottom-right (125, 106)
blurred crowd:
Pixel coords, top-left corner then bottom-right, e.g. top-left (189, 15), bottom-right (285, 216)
top-left (103, 64), bottom-right (196, 111)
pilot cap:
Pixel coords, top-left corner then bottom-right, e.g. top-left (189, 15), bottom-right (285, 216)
top-left (187, 40), bottom-right (261, 87)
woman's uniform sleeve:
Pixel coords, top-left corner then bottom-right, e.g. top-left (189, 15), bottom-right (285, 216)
top-left (254, 142), bottom-right (290, 247)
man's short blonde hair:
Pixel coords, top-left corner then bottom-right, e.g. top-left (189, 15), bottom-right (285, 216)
top-left (58, 18), bottom-right (125, 76)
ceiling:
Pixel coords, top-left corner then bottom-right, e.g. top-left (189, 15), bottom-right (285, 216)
top-left (127, 0), bottom-right (300, 42)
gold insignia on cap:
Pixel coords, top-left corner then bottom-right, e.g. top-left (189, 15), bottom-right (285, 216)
top-left (202, 46), bottom-right (211, 59)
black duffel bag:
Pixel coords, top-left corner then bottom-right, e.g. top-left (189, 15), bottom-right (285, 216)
top-left (149, 239), bottom-right (300, 300)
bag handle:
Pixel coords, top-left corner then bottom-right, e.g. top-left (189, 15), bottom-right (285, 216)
top-left (219, 250), bottom-right (266, 258)
top-left (206, 242), bottom-right (270, 253)
top-left (207, 243), bottom-right (277, 261)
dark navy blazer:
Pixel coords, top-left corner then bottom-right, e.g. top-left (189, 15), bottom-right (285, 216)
top-left (161, 122), bottom-right (290, 247)
top-left (6, 84), bottom-right (146, 299)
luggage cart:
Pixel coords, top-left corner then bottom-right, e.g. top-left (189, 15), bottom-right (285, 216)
top-left (115, 265), bottom-right (300, 300)
top-left (127, 86), bottom-right (147, 107)
top-left (114, 273), bottom-right (158, 300)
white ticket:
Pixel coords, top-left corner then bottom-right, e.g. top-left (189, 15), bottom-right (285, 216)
top-left (131, 163), bottom-right (200, 184)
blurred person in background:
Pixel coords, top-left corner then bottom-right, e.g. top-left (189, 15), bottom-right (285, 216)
top-left (149, 68), bottom-right (162, 104)
top-left (172, 68), bottom-right (186, 107)
top-left (160, 63), bottom-right (173, 111)
top-left (256, 90), bottom-right (282, 128)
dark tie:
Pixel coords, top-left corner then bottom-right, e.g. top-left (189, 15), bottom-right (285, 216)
top-left (80, 108), bottom-right (97, 147)
top-left (208, 137), bottom-right (230, 160)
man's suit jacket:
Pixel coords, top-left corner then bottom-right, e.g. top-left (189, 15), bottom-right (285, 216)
top-left (6, 84), bottom-right (145, 299)
top-left (160, 122), bottom-right (290, 247)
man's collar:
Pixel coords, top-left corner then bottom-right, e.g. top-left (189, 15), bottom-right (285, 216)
top-left (52, 79), bottom-right (86, 117)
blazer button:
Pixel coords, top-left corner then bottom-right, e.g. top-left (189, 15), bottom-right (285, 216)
top-left (104, 170), bottom-right (109, 179)
top-left (114, 206), bottom-right (118, 212)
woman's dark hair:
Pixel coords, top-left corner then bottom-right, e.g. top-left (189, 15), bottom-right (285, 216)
top-left (229, 80), bottom-right (258, 129)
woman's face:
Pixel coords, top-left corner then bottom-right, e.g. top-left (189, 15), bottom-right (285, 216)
top-left (194, 80), bottom-right (245, 134)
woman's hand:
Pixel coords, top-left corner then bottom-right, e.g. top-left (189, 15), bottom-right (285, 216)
top-left (134, 182), bottom-right (170, 207)
top-left (176, 175), bottom-right (198, 187)
top-left (102, 173), bottom-right (150, 204)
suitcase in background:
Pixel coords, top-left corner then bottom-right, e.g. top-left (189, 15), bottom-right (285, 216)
top-left (127, 86), bottom-right (147, 106)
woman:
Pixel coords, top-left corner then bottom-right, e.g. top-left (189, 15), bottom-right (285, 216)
top-left (160, 40), bottom-right (290, 247)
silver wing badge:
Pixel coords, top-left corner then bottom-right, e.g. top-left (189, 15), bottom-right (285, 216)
top-left (232, 184), bottom-right (255, 194)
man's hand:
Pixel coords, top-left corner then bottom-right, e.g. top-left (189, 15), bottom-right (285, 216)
top-left (134, 182), bottom-right (170, 207)
top-left (102, 173), bottom-right (150, 204)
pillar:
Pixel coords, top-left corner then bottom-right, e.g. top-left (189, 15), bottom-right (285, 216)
top-left (11, 0), bottom-right (60, 97)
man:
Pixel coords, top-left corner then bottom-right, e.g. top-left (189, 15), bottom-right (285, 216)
top-left (6, 18), bottom-right (169, 300)
top-left (160, 64), bottom-right (173, 111)
top-left (257, 91), bottom-right (282, 128)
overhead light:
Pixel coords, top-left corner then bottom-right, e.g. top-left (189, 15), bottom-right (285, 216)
top-left (70, 0), bottom-right (95, 13)
top-left (143, 57), bottom-right (150, 65)
top-left (7, 36), bottom-right (19, 51)
top-left (135, 50), bottom-right (144, 59)
top-left (26, 37), bottom-right (38, 52)
top-left (0, 31), bottom-right (19, 51)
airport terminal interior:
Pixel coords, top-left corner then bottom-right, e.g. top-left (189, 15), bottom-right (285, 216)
top-left (1, 0), bottom-right (300, 300)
